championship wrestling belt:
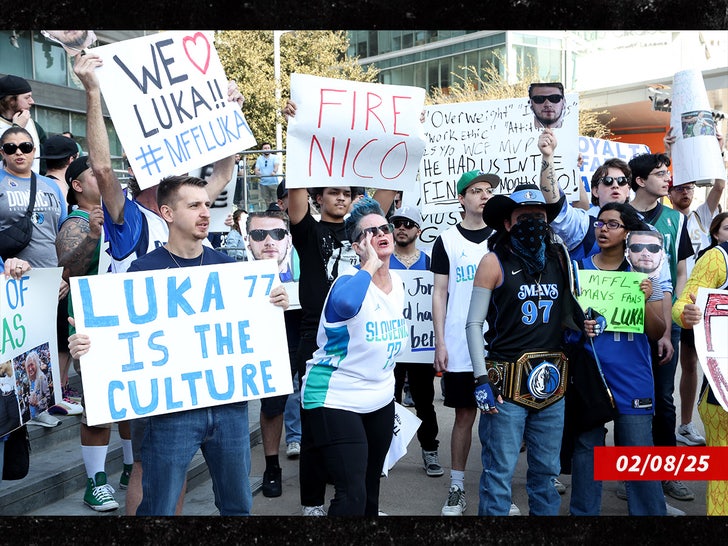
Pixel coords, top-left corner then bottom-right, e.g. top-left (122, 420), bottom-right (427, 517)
top-left (485, 350), bottom-right (568, 410)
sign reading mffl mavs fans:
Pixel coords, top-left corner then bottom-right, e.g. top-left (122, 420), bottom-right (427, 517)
top-left (420, 95), bottom-right (579, 213)
top-left (286, 73), bottom-right (426, 190)
top-left (92, 31), bottom-right (256, 190)
top-left (70, 260), bottom-right (292, 426)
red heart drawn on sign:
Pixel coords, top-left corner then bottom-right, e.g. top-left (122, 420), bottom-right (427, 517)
top-left (183, 32), bottom-right (211, 75)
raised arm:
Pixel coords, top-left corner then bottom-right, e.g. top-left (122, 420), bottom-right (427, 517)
top-left (538, 128), bottom-right (559, 204)
top-left (73, 53), bottom-right (125, 223)
top-left (205, 81), bottom-right (245, 201)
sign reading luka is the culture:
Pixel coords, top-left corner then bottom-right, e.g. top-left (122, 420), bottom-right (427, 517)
top-left (92, 31), bottom-right (256, 190)
top-left (70, 260), bottom-right (292, 426)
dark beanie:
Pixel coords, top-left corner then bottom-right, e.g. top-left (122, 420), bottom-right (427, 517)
top-left (0, 75), bottom-right (32, 100)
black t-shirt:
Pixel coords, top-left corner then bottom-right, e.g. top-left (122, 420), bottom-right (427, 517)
top-left (290, 210), bottom-right (358, 333)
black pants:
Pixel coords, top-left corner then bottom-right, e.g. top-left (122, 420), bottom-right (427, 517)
top-left (302, 401), bottom-right (394, 515)
top-left (394, 362), bottom-right (439, 451)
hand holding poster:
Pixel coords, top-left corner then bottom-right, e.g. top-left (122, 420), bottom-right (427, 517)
top-left (70, 260), bottom-right (292, 426)
top-left (693, 287), bottom-right (728, 412)
top-left (286, 73), bottom-right (426, 190)
top-left (91, 31), bottom-right (256, 190)
top-left (577, 269), bottom-right (647, 334)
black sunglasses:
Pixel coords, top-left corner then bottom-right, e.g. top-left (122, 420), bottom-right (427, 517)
top-left (599, 176), bottom-right (629, 187)
top-left (2, 141), bottom-right (34, 154)
top-left (355, 223), bottom-right (394, 242)
top-left (628, 243), bottom-right (661, 254)
top-left (393, 219), bottom-right (418, 230)
top-left (248, 228), bottom-right (287, 242)
top-left (530, 94), bottom-right (563, 104)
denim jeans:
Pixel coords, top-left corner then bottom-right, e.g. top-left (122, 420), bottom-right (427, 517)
top-left (570, 413), bottom-right (666, 515)
top-left (137, 402), bottom-right (251, 516)
top-left (284, 372), bottom-right (301, 444)
top-left (478, 398), bottom-right (564, 515)
top-left (651, 322), bottom-right (680, 447)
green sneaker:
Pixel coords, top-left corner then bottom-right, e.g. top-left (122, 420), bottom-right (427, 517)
top-left (119, 464), bottom-right (133, 490)
top-left (84, 472), bottom-right (120, 512)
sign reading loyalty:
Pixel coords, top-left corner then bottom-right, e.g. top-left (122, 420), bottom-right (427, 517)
top-left (70, 260), bottom-right (292, 426)
top-left (92, 31), bottom-right (256, 190)
top-left (577, 269), bottom-right (647, 334)
top-left (286, 73), bottom-right (426, 190)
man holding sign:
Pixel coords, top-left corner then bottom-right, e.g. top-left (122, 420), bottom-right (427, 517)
top-left (70, 175), bottom-right (289, 516)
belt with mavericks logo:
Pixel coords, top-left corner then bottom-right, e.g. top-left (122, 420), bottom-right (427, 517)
top-left (485, 350), bottom-right (568, 410)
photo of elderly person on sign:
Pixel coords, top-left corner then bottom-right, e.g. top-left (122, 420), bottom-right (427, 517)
top-left (529, 82), bottom-right (566, 129)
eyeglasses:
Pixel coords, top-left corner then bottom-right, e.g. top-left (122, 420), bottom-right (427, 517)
top-left (530, 94), bottom-right (564, 104)
top-left (248, 228), bottom-right (288, 242)
top-left (628, 243), bottom-right (661, 253)
top-left (648, 169), bottom-right (670, 179)
top-left (393, 219), bottom-right (418, 230)
top-left (467, 187), bottom-right (494, 196)
top-left (670, 184), bottom-right (695, 193)
top-left (2, 142), bottom-right (34, 155)
top-left (593, 219), bottom-right (625, 230)
top-left (598, 176), bottom-right (629, 187)
top-left (355, 223), bottom-right (394, 242)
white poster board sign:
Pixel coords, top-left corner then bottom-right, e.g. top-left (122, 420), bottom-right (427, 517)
top-left (579, 136), bottom-right (651, 193)
top-left (397, 269), bottom-right (435, 363)
top-left (693, 287), bottom-right (728, 412)
top-left (670, 69), bottom-right (724, 185)
top-left (419, 94), bottom-right (579, 213)
top-left (70, 260), bottom-right (292, 426)
top-left (92, 31), bottom-right (256, 190)
top-left (0, 269), bottom-right (63, 436)
top-left (286, 73), bottom-right (426, 190)
top-left (382, 402), bottom-right (422, 476)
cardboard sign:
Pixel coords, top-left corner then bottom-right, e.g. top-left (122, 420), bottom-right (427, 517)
top-left (577, 269), bottom-right (647, 333)
top-left (578, 136), bottom-right (650, 192)
top-left (694, 288), bottom-right (728, 412)
top-left (397, 269), bottom-right (435, 363)
top-left (286, 73), bottom-right (426, 190)
top-left (382, 402), bottom-right (421, 476)
top-left (70, 260), bottom-right (292, 426)
top-left (0, 269), bottom-right (63, 436)
top-left (92, 31), bottom-right (256, 190)
top-left (420, 95), bottom-right (579, 213)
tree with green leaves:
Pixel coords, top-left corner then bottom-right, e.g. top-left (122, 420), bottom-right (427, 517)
top-left (215, 31), bottom-right (379, 148)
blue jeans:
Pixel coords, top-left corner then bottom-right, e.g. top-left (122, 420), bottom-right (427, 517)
top-left (137, 402), bottom-right (252, 516)
top-left (570, 414), bottom-right (666, 516)
top-left (284, 372), bottom-right (301, 444)
top-left (478, 398), bottom-right (564, 515)
top-left (651, 322), bottom-right (679, 447)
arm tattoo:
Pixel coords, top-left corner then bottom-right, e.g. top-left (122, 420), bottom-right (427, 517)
top-left (56, 217), bottom-right (100, 279)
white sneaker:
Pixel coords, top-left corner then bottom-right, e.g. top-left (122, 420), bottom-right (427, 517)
top-left (28, 410), bottom-right (60, 427)
top-left (286, 441), bottom-right (301, 458)
top-left (302, 505), bottom-right (327, 516)
top-left (509, 502), bottom-right (521, 516)
top-left (554, 477), bottom-right (566, 494)
top-left (676, 422), bottom-right (706, 446)
top-left (441, 485), bottom-right (466, 516)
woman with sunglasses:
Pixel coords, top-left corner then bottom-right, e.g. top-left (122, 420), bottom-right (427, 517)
top-left (1, 127), bottom-right (68, 266)
top-left (568, 202), bottom-right (668, 515)
top-left (300, 196), bottom-right (405, 516)
top-left (673, 210), bottom-right (728, 515)
top-left (0, 75), bottom-right (43, 174)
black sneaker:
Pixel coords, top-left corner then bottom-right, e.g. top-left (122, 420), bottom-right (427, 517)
top-left (262, 467), bottom-right (282, 498)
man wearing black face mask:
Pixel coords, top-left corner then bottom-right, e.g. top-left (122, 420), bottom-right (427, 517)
top-left (464, 183), bottom-right (584, 516)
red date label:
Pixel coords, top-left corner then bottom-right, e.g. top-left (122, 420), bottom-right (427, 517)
top-left (594, 447), bottom-right (728, 480)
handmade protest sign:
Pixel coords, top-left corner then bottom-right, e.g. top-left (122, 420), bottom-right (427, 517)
top-left (694, 287), bottom-right (728, 412)
top-left (579, 136), bottom-right (650, 193)
top-left (577, 269), bottom-right (647, 334)
top-left (382, 402), bottom-right (422, 476)
top-left (397, 269), bottom-right (434, 363)
top-left (91, 31), bottom-right (256, 190)
top-left (420, 94), bottom-right (579, 213)
top-left (70, 260), bottom-right (292, 426)
top-left (286, 73), bottom-right (426, 190)
top-left (0, 269), bottom-right (63, 435)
